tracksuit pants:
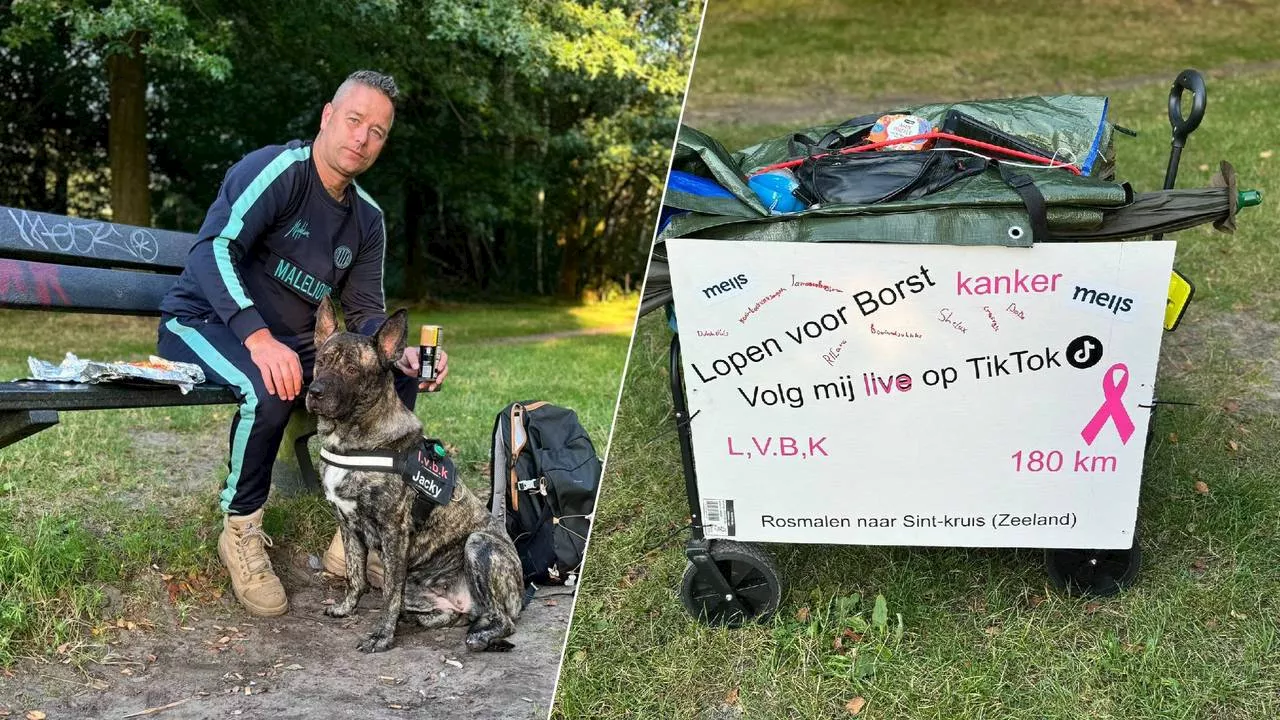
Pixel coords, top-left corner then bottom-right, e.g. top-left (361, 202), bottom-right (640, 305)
top-left (157, 315), bottom-right (417, 515)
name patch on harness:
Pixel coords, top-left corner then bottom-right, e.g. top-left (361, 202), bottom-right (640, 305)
top-left (404, 440), bottom-right (455, 506)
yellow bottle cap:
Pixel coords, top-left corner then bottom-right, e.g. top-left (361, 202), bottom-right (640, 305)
top-left (420, 325), bottom-right (441, 346)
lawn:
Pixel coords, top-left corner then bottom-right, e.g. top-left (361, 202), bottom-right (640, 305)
top-left (684, 0), bottom-right (1280, 127)
top-left (552, 17), bottom-right (1280, 720)
top-left (0, 296), bottom-right (637, 667)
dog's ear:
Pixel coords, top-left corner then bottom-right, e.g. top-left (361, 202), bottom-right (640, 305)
top-left (315, 296), bottom-right (339, 348)
top-left (373, 309), bottom-right (409, 365)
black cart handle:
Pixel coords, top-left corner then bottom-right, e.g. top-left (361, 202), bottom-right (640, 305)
top-left (1168, 69), bottom-right (1207, 148)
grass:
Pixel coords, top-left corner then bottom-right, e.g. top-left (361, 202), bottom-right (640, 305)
top-left (552, 35), bottom-right (1280, 720)
top-left (0, 295), bottom-right (637, 667)
top-left (685, 0), bottom-right (1280, 123)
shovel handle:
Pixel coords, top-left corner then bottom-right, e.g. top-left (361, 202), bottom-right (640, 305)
top-left (1168, 69), bottom-right (1207, 149)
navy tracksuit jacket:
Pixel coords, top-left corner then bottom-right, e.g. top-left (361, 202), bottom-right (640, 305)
top-left (157, 140), bottom-right (416, 514)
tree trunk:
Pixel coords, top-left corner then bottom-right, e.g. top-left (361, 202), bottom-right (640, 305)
top-left (28, 137), bottom-right (48, 210)
top-left (53, 139), bottom-right (69, 215)
top-left (556, 227), bottom-right (582, 300)
top-left (107, 32), bottom-right (150, 225)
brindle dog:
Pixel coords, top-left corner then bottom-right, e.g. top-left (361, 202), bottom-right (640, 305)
top-left (306, 297), bottom-right (523, 653)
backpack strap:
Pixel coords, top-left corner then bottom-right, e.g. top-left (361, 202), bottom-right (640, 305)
top-left (997, 163), bottom-right (1049, 243)
top-left (508, 403), bottom-right (527, 511)
top-left (506, 401), bottom-right (551, 512)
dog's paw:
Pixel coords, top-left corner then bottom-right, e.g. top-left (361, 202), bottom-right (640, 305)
top-left (465, 634), bottom-right (514, 652)
top-left (325, 602), bottom-right (355, 618)
top-left (358, 629), bottom-right (395, 653)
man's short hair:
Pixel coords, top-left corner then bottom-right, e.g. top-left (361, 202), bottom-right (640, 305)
top-left (336, 70), bottom-right (399, 108)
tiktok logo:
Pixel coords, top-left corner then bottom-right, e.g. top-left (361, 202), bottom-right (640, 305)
top-left (1066, 335), bottom-right (1104, 370)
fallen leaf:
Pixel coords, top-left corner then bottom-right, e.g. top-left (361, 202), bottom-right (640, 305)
top-left (55, 643), bottom-right (69, 655)
top-left (284, 664), bottom-right (304, 671)
top-left (1223, 399), bottom-right (1241, 414)
top-left (25, 712), bottom-right (46, 720)
top-left (1261, 150), bottom-right (1274, 159)
top-left (795, 607), bottom-right (811, 623)
top-left (842, 628), bottom-right (864, 643)
top-left (983, 625), bottom-right (1001, 636)
top-left (1028, 594), bottom-right (1047, 608)
top-left (845, 697), bottom-right (867, 716)
top-left (1168, 432), bottom-right (1179, 444)
top-left (444, 659), bottom-right (463, 669)
top-left (1205, 618), bottom-right (1220, 629)
top-left (1084, 602), bottom-right (1103, 614)
top-left (1227, 440), bottom-right (1239, 452)
top-left (1198, 163), bottom-right (1209, 171)
top-left (1190, 558), bottom-right (1207, 575)
top-left (1230, 610), bottom-right (1248, 620)
top-left (1194, 481), bottom-right (1210, 495)
top-left (832, 637), bottom-right (844, 652)
top-left (724, 687), bottom-right (740, 706)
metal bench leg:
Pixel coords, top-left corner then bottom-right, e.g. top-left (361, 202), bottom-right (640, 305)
top-left (0, 410), bottom-right (60, 450)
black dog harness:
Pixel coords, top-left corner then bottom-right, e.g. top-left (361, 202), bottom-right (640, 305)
top-left (320, 437), bottom-right (458, 516)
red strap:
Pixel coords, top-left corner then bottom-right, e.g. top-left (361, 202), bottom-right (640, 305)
top-left (750, 131), bottom-right (1082, 176)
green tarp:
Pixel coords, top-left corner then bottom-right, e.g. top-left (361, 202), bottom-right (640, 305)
top-left (644, 95), bottom-right (1242, 316)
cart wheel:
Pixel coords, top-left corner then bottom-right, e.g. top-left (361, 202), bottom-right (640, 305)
top-left (680, 540), bottom-right (782, 627)
top-left (1044, 538), bottom-right (1142, 597)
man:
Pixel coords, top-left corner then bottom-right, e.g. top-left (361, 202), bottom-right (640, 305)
top-left (157, 70), bottom-right (447, 616)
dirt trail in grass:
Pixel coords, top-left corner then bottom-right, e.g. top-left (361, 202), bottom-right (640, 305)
top-left (683, 60), bottom-right (1280, 128)
top-left (481, 323), bottom-right (635, 345)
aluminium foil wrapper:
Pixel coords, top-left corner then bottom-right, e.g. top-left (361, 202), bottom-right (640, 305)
top-left (27, 353), bottom-right (206, 394)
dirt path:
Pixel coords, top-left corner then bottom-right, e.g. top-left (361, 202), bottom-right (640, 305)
top-left (1, 549), bottom-right (572, 720)
top-left (481, 324), bottom-right (635, 345)
top-left (682, 60), bottom-right (1280, 128)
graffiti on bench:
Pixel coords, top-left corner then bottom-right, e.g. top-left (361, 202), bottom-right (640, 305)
top-left (0, 259), bottom-right (70, 307)
top-left (5, 208), bottom-right (160, 263)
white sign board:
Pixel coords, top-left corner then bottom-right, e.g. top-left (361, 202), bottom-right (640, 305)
top-left (668, 239), bottom-right (1175, 549)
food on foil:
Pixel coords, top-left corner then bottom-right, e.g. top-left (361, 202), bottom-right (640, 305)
top-left (27, 353), bottom-right (206, 394)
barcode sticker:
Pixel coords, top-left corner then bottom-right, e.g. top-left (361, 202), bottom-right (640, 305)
top-left (701, 498), bottom-right (735, 538)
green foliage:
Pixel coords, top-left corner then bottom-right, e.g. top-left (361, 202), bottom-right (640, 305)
top-left (0, 0), bottom-right (701, 298)
top-left (5, 0), bottom-right (232, 78)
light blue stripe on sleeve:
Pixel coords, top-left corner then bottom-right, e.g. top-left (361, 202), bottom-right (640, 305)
top-left (215, 146), bottom-right (312, 309)
top-left (353, 181), bottom-right (387, 310)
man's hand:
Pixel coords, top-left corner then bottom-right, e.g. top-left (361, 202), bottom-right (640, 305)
top-left (394, 346), bottom-right (449, 392)
top-left (245, 328), bottom-right (303, 401)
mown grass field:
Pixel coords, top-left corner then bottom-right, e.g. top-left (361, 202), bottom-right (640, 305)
top-left (553, 5), bottom-right (1280, 717)
top-left (0, 297), bottom-right (637, 667)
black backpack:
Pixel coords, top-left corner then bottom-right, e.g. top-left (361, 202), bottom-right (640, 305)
top-left (488, 401), bottom-right (600, 589)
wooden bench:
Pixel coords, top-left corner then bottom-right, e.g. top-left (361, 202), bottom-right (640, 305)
top-left (0, 205), bottom-right (320, 494)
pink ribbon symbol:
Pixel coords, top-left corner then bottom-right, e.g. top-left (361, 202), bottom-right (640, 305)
top-left (1081, 363), bottom-right (1136, 446)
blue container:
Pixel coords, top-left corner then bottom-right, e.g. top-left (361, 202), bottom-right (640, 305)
top-left (748, 170), bottom-right (805, 214)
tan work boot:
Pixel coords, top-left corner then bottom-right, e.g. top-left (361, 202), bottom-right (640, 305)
top-left (322, 530), bottom-right (385, 589)
top-left (217, 509), bottom-right (288, 617)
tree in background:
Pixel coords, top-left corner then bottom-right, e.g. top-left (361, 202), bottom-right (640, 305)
top-left (4, 0), bottom-right (231, 225)
top-left (0, 0), bottom-right (700, 298)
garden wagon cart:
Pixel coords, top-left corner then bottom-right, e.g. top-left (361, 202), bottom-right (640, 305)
top-left (643, 70), bottom-right (1262, 626)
